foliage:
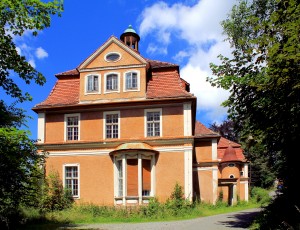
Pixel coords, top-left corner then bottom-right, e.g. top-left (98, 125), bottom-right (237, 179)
top-left (20, 198), bottom-right (261, 228)
top-left (245, 141), bottom-right (277, 189)
top-left (0, 1), bottom-right (63, 228)
top-left (165, 182), bottom-right (191, 216)
top-left (250, 187), bottom-right (271, 206)
top-left (40, 171), bottom-right (74, 212)
top-left (0, 0), bottom-right (63, 102)
top-left (209, 119), bottom-right (239, 143)
top-left (0, 127), bottom-right (45, 228)
top-left (250, 193), bottom-right (300, 230)
top-left (208, 0), bottom-right (300, 228)
top-left (0, 100), bottom-right (27, 127)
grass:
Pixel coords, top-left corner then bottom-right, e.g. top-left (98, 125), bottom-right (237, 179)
top-left (20, 199), bottom-right (261, 229)
top-left (16, 186), bottom-right (271, 229)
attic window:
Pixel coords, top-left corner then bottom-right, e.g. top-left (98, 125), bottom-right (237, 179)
top-left (105, 52), bottom-right (121, 62)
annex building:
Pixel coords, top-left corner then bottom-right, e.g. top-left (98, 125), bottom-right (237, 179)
top-left (33, 25), bottom-right (249, 206)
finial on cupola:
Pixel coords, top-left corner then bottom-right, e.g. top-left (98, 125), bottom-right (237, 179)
top-left (120, 25), bottom-right (140, 52)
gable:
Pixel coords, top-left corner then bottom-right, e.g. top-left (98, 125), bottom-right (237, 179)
top-left (78, 36), bottom-right (147, 71)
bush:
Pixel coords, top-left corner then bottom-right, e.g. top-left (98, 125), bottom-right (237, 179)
top-left (250, 187), bottom-right (271, 206)
top-left (165, 182), bottom-right (192, 216)
top-left (40, 171), bottom-right (74, 212)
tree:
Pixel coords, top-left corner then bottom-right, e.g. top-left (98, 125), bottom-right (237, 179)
top-left (0, 1), bottom-right (63, 228)
top-left (0, 101), bottom-right (46, 228)
top-left (209, 119), bottom-right (276, 188)
top-left (0, 0), bottom-right (63, 102)
top-left (209, 0), bottom-right (300, 228)
top-left (209, 119), bottom-right (239, 143)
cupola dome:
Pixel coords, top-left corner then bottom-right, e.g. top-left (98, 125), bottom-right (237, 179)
top-left (120, 25), bottom-right (140, 52)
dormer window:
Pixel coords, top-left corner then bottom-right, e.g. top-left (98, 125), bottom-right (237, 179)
top-left (86, 74), bottom-right (100, 94)
top-left (105, 52), bottom-right (121, 62)
top-left (124, 71), bottom-right (140, 91)
top-left (105, 73), bottom-right (120, 93)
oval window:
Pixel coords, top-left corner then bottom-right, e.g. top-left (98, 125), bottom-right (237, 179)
top-left (105, 52), bottom-right (120, 62)
top-left (228, 163), bottom-right (235, 167)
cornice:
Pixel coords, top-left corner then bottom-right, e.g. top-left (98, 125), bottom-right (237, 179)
top-left (38, 137), bottom-right (195, 152)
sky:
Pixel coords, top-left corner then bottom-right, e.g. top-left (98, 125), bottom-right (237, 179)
top-left (5, 0), bottom-right (237, 139)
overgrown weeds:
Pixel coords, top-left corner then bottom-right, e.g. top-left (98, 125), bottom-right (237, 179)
top-left (21, 183), bottom-right (262, 228)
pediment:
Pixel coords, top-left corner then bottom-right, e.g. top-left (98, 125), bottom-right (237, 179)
top-left (78, 36), bottom-right (147, 71)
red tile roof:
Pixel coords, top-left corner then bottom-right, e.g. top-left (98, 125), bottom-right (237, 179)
top-left (194, 121), bottom-right (219, 137)
top-left (194, 121), bottom-right (246, 162)
top-left (34, 74), bottom-right (80, 107)
top-left (55, 69), bottom-right (79, 77)
top-left (218, 137), bottom-right (245, 161)
top-left (146, 69), bottom-right (193, 99)
top-left (220, 145), bottom-right (241, 162)
top-left (146, 59), bottom-right (179, 69)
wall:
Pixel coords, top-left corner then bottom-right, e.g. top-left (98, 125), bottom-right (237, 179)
top-left (45, 155), bottom-right (114, 205)
top-left (44, 104), bottom-right (184, 143)
top-left (155, 151), bottom-right (185, 202)
top-left (195, 141), bottom-right (212, 162)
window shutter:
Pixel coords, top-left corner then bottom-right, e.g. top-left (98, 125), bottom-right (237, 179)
top-left (142, 159), bottom-right (151, 191)
top-left (127, 159), bottom-right (138, 196)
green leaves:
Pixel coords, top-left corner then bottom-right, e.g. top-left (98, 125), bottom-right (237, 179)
top-left (209, 0), bottom-right (300, 228)
top-left (0, 0), bottom-right (63, 102)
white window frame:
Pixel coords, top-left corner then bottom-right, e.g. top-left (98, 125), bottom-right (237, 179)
top-left (104, 72), bottom-right (120, 93)
top-left (123, 70), bottom-right (140, 92)
top-left (85, 74), bottom-right (101, 94)
top-left (103, 111), bottom-right (120, 139)
top-left (104, 52), bottom-right (121, 62)
top-left (114, 152), bottom-right (156, 205)
top-left (144, 108), bottom-right (162, 137)
top-left (63, 163), bottom-right (80, 199)
top-left (64, 113), bottom-right (80, 141)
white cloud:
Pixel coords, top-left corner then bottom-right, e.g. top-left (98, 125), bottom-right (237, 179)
top-left (146, 43), bottom-right (168, 55)
top-left (28, 59), bottom-right (36, 68)
top-left (139, 0), bottom-right (236, 125)
top-left (35, 47), bottom-right (48, 59)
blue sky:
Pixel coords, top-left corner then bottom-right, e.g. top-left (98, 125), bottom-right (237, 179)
top-left (5, 0), bottom-right (237, 139)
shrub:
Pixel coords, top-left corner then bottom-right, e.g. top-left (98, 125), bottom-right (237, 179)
top-left (250, 187), bottom-right (271, 206)
top-left (165, 182), bottom-right (191, 216)
top-left (40, 171), bottom-right (74, 212)
top-left (140, 197), bottom-right (161, 218)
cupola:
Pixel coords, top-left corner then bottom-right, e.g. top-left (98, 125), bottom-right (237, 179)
top-left (120, 25), bottom-right (140, 52)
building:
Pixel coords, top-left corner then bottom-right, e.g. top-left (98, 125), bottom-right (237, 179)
top-left (33, 25), bottom-right (249, 206)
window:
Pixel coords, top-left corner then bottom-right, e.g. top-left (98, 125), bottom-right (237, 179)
top-left (104, 111), bottom-right (120, 139)
top-left (124, 71), bottom-right (139, 91)
top-left (240, 171), bottom-right (244, 176)
top-left (228, 163), bottom-right (235, 167)
top-left (229, 174), bottom-right (234, 179)
top-left (105, 52), bottom-right (121, 62)
top-left (114, 153), bottom-right (155, 204)
top-left (117, 160), bottom-right (123, 197)
top-left (65, 114), bottom-right (80, 141)
top-left (105, 73), bottom-right (119, 92)
top-left (64, 165), bottom-right (79, 198)
top-left (145, 109), bottom-right (162, 137)
top-left (86, 75), bottom-right (100, 93)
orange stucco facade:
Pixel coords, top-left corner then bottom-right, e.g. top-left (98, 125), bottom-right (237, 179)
top-left (34, 27), bottom-right (248, 206)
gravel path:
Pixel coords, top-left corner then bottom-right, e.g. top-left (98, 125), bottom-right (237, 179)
top-left (61, 208), bottom-right (261, 230)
